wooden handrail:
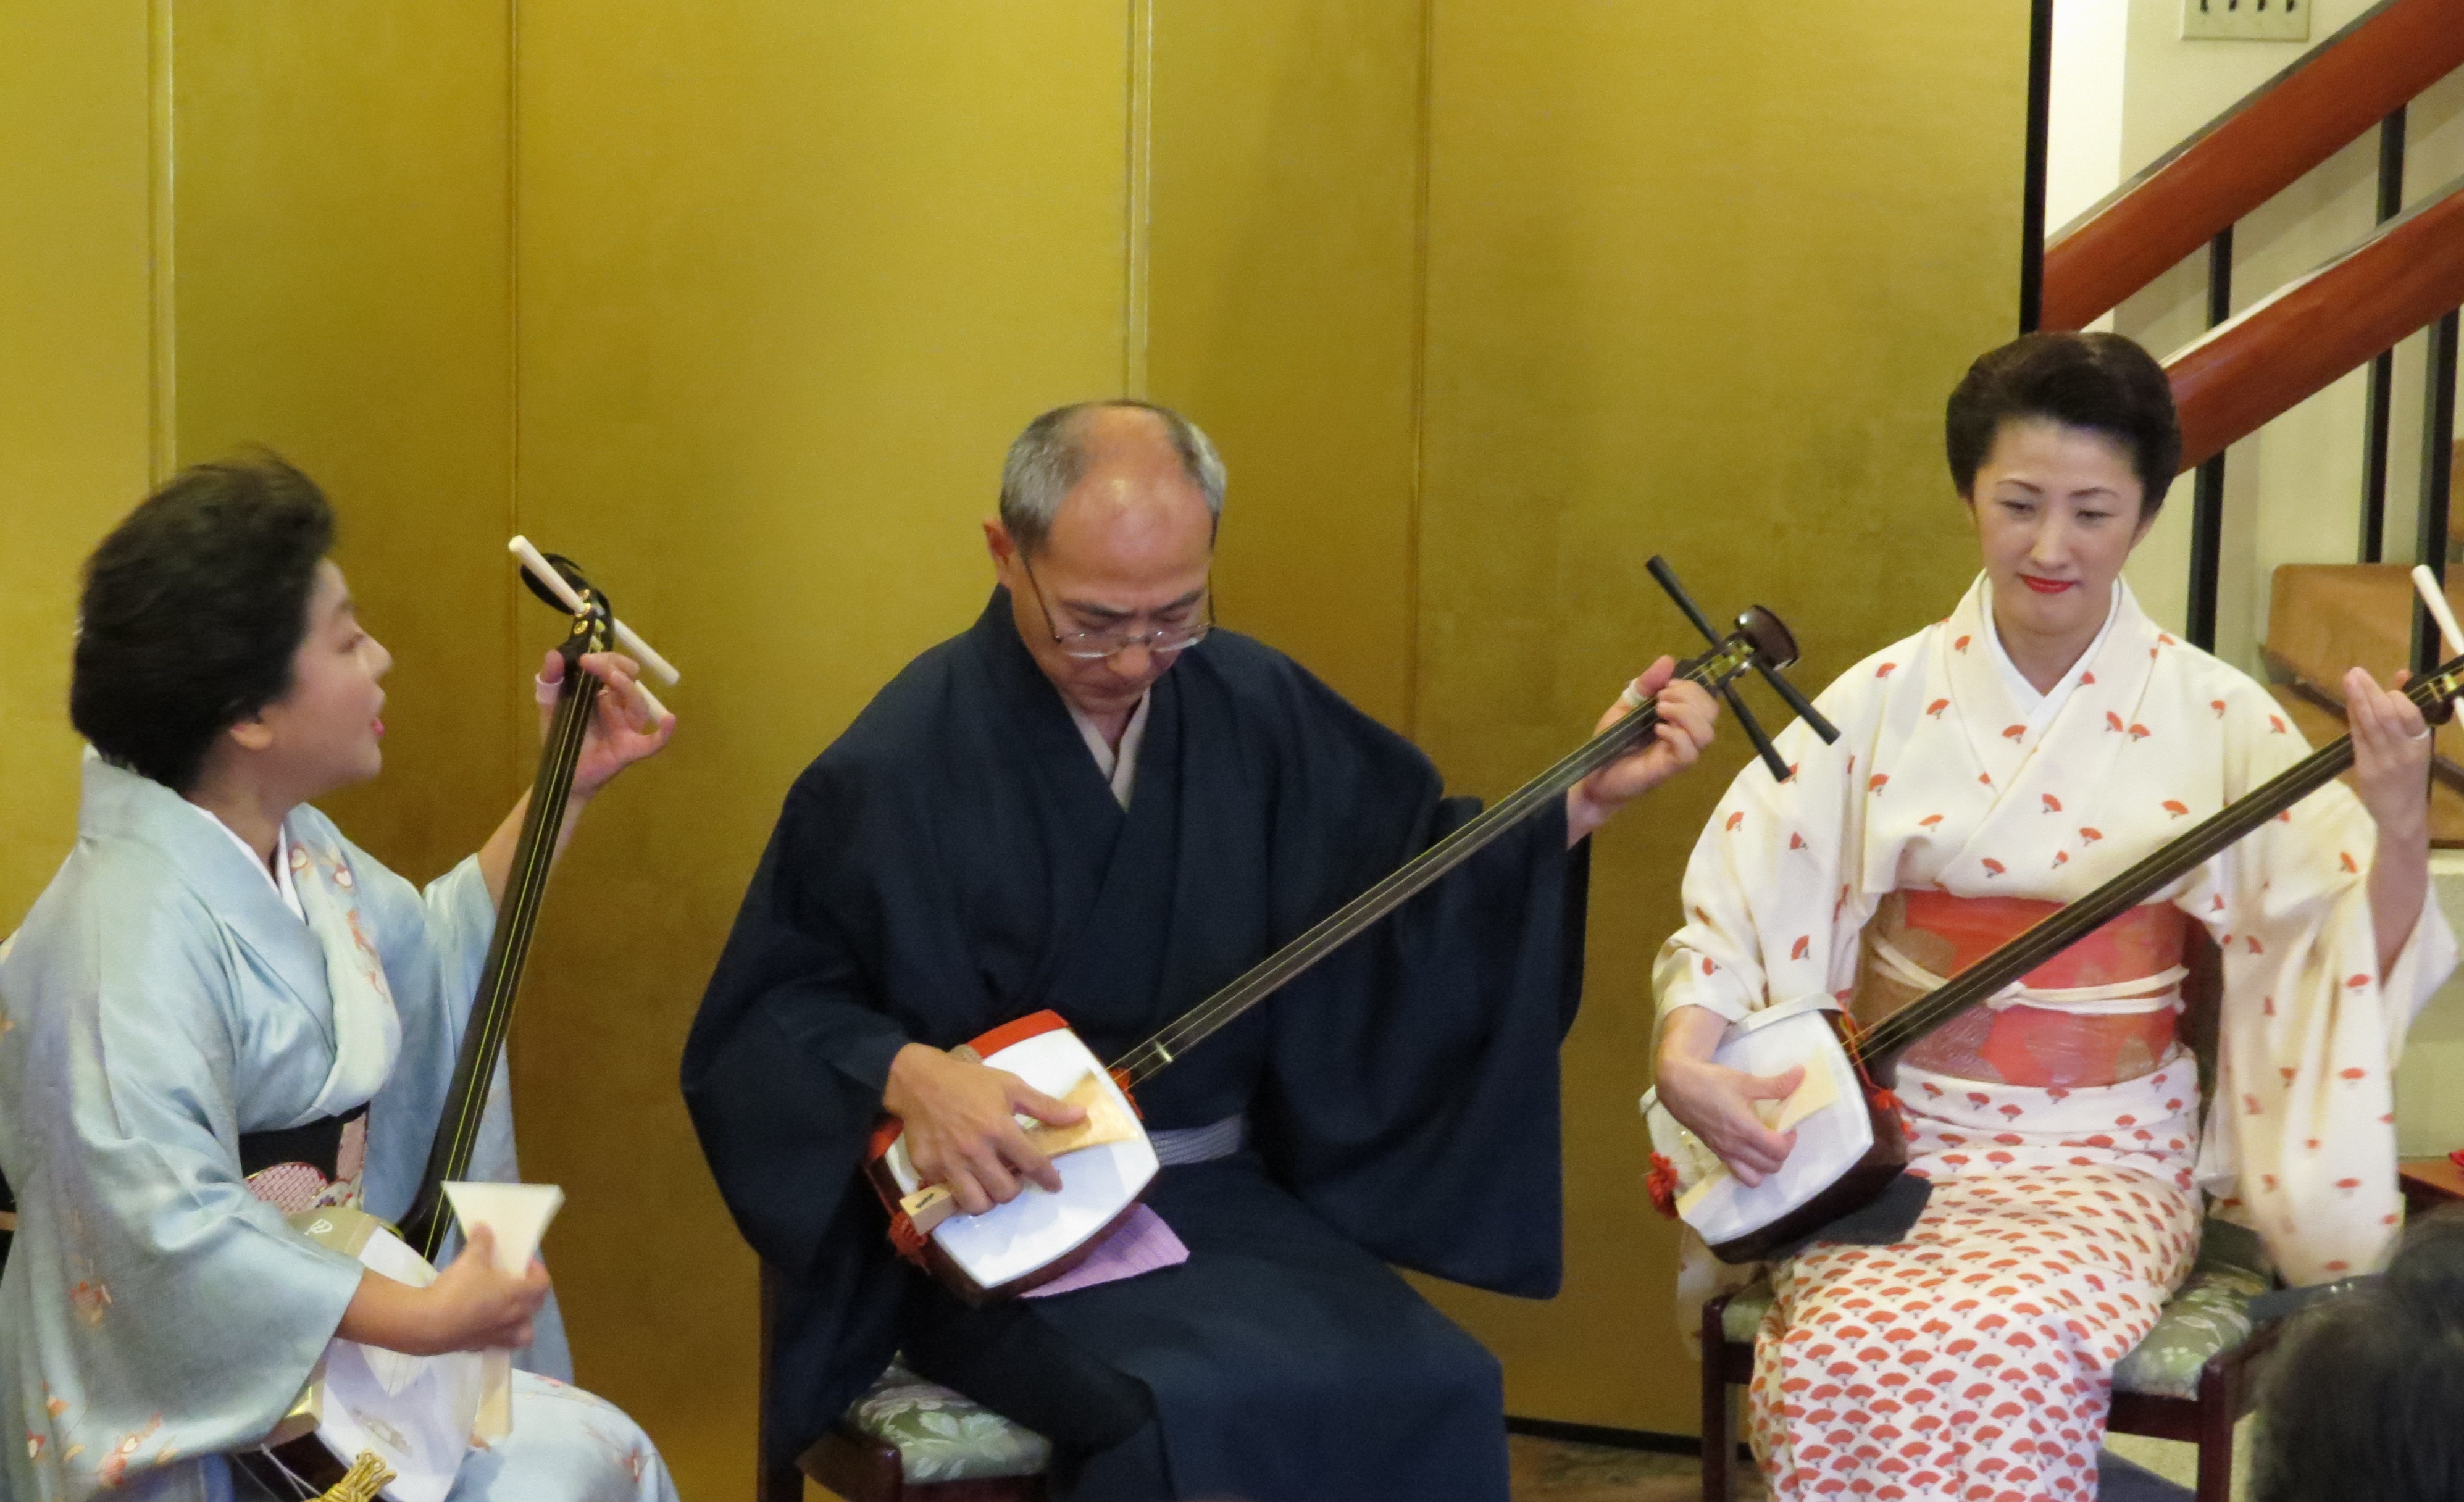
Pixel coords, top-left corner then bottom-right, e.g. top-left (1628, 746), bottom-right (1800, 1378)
top-left (2043, 0), bottom-right (2464, 333)
top-left (2167, 175), bottom-right (2464, 471)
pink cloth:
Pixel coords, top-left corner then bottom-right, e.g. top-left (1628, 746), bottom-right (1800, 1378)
top-left (1022, 1205), bottom-right (1188, 1298)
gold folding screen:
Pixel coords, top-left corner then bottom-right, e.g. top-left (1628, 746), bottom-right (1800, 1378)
top-left (0, 4), bottom-right (2023, 1490)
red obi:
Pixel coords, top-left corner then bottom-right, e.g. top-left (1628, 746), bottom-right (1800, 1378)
top-left (1854, 890), bottom-right (2192, 1089)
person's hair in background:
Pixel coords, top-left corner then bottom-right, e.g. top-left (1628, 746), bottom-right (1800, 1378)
top-left (2251, 1206), bottom-right (2464, 1502)
top-left (70, 452), bottom-right (335, 793)
top-left (1945, 331), bottom-right (2183, 513)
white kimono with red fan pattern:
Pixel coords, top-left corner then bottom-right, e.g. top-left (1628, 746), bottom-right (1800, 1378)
top-left (1653, 574), bottom-right (2456, 1502)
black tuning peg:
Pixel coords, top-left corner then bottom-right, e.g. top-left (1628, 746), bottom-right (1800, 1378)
top-left (1643, 556), bottom-right (1839, 784)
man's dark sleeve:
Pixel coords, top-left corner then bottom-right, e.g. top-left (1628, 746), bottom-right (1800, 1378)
top-left (683, 780), bottom-right (907, 1278)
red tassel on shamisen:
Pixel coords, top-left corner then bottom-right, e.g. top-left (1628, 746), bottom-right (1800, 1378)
top-left (1646, 1153), bottom-right (1682, 1219)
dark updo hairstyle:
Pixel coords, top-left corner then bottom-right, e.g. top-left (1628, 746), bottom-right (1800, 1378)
top-left (1945, 331), bottom-right (2182, 515)
top-left (2250, 1207), bottom-right (2464, 1502)
top-left (72, 453), bottom-right (336, 793)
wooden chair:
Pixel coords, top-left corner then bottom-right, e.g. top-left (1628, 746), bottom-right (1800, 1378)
top-left (758, 1265), bottom-right (1050, 1502)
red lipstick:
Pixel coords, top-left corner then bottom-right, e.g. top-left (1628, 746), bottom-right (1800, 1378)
top-left (2019, 575), bottom-right (2076, 595)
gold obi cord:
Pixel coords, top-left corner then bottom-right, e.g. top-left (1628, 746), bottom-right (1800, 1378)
top-left (1850, 890), bottom-right (2190, 1088)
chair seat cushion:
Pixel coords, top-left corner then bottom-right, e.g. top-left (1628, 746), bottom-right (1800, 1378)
top-left (846, 1362), bottom-right (1053, 1483)
top-left (1714, 1219), bottom-right (2272, 1402)
top-left (2110, 1220), bottom-right (2271, 1400)
top-left (1721, 1285), bottom-right (1774, 1346)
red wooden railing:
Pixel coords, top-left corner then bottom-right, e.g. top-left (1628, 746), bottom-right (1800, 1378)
top-left (2042, 0), bottom-right (2464, 332)
top-left (2168, 178), bottom-right (2464, 470)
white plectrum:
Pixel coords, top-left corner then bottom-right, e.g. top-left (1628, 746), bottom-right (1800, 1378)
top-left (441, 1182), bottom-right (565, 1275)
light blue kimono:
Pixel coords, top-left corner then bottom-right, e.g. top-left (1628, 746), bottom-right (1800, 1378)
top-left (0, 757), bottom-right (675, 1502)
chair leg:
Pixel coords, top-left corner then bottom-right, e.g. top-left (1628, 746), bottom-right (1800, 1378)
top-left (760, 1459), bottom-right (806, 1502)
top-left (2194, 1358), bottom-right (2236, 1502)
top-left (1702, 1296), bottom-right (1732, 1502)
top-left (757, 1264), bottom-right (806, 1502)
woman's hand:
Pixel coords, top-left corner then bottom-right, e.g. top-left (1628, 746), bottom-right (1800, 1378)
top-left (541, 649), bottom-right (677, 803)
top-left (1655, 1005), bottom-right (1801, 1187)
top-left (884, 1044), bottom-right (1087, 1217)
top-left (1568, 656), bottom-right (1720, 846)
top-left (2346, 666), bottom-right (2431, 835)
top-left (476, 650), bottom-right (678, 906)
top-left (2345, 666), bottom-right (2434, 975)
top-left (338, 1225), bottom-right (549, 1356)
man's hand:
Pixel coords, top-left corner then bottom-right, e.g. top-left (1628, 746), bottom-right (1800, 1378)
top-left (1566, 656), bottom-right (1719, 845)
top-left (884, 1043), bottom-right (1088, 1217)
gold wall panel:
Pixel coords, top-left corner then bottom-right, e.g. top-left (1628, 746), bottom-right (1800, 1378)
top-left (0, 2), bottom-right (156, 922)
top-left (0, 0), bottom-right (2038, 1469)
top-left (166, 2), bottom-right (522, 880)
top-left (508, 7), bottom-right (1132, 1491)
top-left (1145, 1), bottom-right (1429, 729)
top-left (1411, 1), bottom-right (2029, 1432)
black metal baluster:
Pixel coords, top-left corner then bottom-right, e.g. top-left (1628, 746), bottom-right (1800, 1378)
top-left (2362, 107), bottom-right (2407, 563)
top-left (2187, 227), bottom-right (2233, 651)
top-left (2019, 0), bottom-right (2055, 334)
top-left (2415, 309), bottom-right (2460, 678)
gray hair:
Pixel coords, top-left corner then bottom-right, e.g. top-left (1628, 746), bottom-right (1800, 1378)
top-left (998, 400), bottom-right (1226, 556)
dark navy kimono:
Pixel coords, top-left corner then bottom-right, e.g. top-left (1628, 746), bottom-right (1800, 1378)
top-left (685, 591), bottom-right (1590, 1501)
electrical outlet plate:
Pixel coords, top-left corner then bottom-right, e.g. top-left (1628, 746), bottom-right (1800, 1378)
top-left (2182, 0), bottom-right (2310, 41)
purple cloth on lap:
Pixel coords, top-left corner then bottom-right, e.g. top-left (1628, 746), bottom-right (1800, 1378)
top-left (1022, 1205), bottom-right (1188, 1298)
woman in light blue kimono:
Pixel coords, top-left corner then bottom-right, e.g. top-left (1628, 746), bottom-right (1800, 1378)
top-left (0, 456), bottom-right (682, 1502)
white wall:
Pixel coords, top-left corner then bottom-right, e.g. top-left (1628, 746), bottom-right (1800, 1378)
top-left (2047, 0), bottom-right (2128, 235)
top-left (2100, 0), bottom-right (2464, 667)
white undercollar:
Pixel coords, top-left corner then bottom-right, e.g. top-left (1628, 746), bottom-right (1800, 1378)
top-left (1983, 576), bottom-right (2121, 733)
top-left (1066, 693), bottom-right (1152, 809)
top-left (190, 801), bottom-right (304, 922)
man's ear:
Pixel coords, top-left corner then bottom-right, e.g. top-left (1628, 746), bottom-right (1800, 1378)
top-left (984, 519), bottom-right (1017, 570)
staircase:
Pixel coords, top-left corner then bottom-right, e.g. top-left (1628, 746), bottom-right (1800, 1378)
top-left (2031, 0), bottom-right (2464, 839)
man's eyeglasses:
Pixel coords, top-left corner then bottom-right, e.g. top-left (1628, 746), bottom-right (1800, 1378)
top-left (1021, 558), bottom-right (1214, 661)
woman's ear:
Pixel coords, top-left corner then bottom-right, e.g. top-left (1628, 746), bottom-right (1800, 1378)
top-left (225, 714), bottom-right (275, 754)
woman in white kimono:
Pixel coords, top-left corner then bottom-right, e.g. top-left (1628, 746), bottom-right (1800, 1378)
top-left (1653, 332), bottom-right (2458, 1502)
top-left (0, 456), bottom-right (682, 1502)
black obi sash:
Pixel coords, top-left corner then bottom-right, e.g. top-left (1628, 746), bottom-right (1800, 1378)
top-left (239, 1105), bottom-right (371, 1217)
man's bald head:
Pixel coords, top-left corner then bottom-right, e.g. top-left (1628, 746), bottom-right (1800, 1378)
top-left (998, 401), bottom-right (1226, 558)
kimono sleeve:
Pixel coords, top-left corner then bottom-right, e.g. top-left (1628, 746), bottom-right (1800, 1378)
top-left (1242, 656), bottom-right (1591, 1296)
top-left (1653, 678), bottom-right (1875, 1033)
top-left (17, 867), bottom-right (365, 1472)
top-left (2184, 674), bottom-right (2460, 1282)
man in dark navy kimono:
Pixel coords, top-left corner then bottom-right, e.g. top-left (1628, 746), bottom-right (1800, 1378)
top-left (685, 401), bottom-right (1718, 1501)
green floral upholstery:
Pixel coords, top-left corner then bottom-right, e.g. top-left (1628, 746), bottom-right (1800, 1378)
top-left (1716, 1219), bottom-right (2271, 1401)
top-left (1723, 1283), bottom-right (1776, 1346)
top-left (2109, 1220), bottom-right (2272, 1400)
top-left (845, 1362), bottom-right (1051, 1483)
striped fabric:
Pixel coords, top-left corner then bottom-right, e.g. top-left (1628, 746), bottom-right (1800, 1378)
top-left (1150, 1113), bottom-right (1245, 1166)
